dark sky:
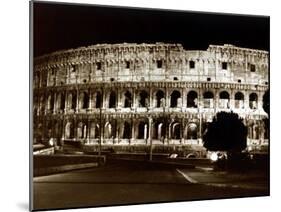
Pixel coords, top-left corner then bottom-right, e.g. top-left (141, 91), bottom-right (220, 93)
top-left (33, 2), bottom-right (269, 57)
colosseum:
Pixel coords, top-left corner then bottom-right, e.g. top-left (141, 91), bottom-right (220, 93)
top-left (33, 42), bottom-right (269, 153)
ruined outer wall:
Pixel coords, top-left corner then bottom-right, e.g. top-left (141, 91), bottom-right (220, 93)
top-left (34, 43), bottom-right (268, 86)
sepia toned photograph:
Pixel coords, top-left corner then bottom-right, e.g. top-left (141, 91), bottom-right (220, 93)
top-left (30, 1), bottom-right (269, 211)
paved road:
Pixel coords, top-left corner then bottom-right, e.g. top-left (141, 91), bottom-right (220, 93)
top-left (33, 159), bottom-right (269, 210)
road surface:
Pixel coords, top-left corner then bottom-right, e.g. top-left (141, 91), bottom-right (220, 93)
top-left (33, 159), bottom-right (269, 210)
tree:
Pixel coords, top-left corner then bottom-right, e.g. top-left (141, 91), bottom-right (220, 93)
top-left (263, 89), bottom-right (269, 115)
top-left (203, 111), bottom-right (247, 153)
top-left (262, 89), bottom-right (269, 145)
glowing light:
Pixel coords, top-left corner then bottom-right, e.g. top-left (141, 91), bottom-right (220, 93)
top-left (49, 138), bottom-right (54, 146)
top-left (170, 153), bottom-right (178, 158)
top-left (210, 152), bottom-right (218, 162)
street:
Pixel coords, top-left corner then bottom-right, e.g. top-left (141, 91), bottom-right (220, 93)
top-left (33, 159), bottom-right (269, 210)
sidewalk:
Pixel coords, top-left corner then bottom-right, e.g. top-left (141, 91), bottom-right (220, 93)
top-left (33, 154), bottom-right (106, 177)
top-left (178, 168), bottom-right (269, 190)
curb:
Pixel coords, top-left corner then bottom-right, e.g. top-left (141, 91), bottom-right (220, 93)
top-left (34, 162), bottom-right (98, 177)
top-left (149, 161), bottom-right (195, 169)
top-left (110, 157), bottom-right (196, 169)
top-left (176, 168), bottom-right (268, 191)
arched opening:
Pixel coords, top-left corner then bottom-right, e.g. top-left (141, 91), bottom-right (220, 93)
top-left (56, 94), bottom-right (61, 111)
top-left (153, 121), bottom-right (165, 140)
top-left (104, 122), bottom-right (112, 139)
top-left (65, 122), bottom-right (74, 139)
top-left (124, 91), bottom-right (132, 108)
top-left (123, 121), bottom-right (131, 139)
top-left (54, 121), bottom-right (59, 138)
top-left (138, 121), bottom-right (147, 139)
top-left (72, 93), bottom-right (77, 110)
top-left (109, 91), bottom-right (116, 108)
top-left (81, 92), bottom-right (89, 109)
top-left (68, 92), bottom-right (77, 110)
top-left (60, 93), bottom-right (65, 110)
top-left (249, 93), bottom-right (258, 109)
top-left (203, 91), bottom-right (214, 108)
top-left (95, 91), bottom-right (102, 108)
top-left (155, 90), bottom-right (164, 107)
top-left (170, 90), bottom-right (181, 108)
top-left (89, 123), bottom-right (96, 139)
top-left (187, 123), bottom-right (197, 139)
top-left (172, 122), bottom-right (181, 139)
top-left (219, 91), bottom-right (230, 108)
top-left (252, 124), bottom-right (259, 140)
top-left (94, 124), bottom-right (100, 139)
top-left (47, 94), bottom-right (54, 111)
top-left (67, 93), bottom-right (73, 110)
top-left (139, 90), bottom-right (149, 107)
top-left (187, 91), bottom-right (198, 108)
top-left (77, 122), bottom-right (87, 139)
top-left (235, 92), bottom-right (244, 109)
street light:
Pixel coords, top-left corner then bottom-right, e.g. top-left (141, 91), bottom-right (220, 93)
top-left (99, 106), bottom-right (102, 156)
top-left (146, 104), bottom-right (153, 161)
top-left (98, 85), bottom-right (104, 156)
top-left (149, 115), bottom-right (153, 161)
top-left (161, 98), bottom-right (167, 145)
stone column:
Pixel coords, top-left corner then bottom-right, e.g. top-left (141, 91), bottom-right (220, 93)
top-left (166, 88), bottom-right (170, 108)
top-left (44, 93), bottom-right (48, 115)
top-left (168, 122), bottom-right (172, 140)
top-left (260, 121), bottom-right (264, 145)
top-left (244, 91), bottom-right (250, 110)
top-left (120, 121), bottom-right (124, 140)
top-left (117, 88), bottom-right (122, 108)
top-left (258, 91), bottom-right (263, 111)
top-left (87, 119), bottom-right (91, 143)
top-left (76, 89), bottom-right (79, 113)
top-left (144, 124), bottom-right (148, 140)
top-left (181, 118), bottom-right (185, 144)
top-left (229, 89), bottom-right (235, 110)
top-left (93, 92), bottom-right (97, 109)
top-left (53, 93), bottom-right (57, 114)
top-left (148, 116), bottom-right (153, 144)
top-left (73, 119), bottom-right (77, 141)
top-left (115, 119), bottom-right (119, 144)
top-left (197, 88), bottom-right (202, 110)
top-left (61, 119), bottom-right (65, 145)
top-left (182, 88), bottom-right (187, 108)
top-left (64, 91), bottom-right (68, 113)
top-left (215, 89), bottom-right (219, 110)
top-left (149, 87), bottom-right (153, 108)
top-left (132, 88), bottom-right (136, 109)
top-left (102, 88), bottom-right (106, 109)
top-left (131, 119), bottom-right (135, 144)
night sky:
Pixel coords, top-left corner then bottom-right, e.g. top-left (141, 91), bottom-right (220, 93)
top-left (33, 2), bottom-right (269, 57)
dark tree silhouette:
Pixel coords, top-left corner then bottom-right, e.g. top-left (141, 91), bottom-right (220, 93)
top-left (263, 89), bottom-right (269, 115)
top-left (203, 112), bottom-right (247, 152)
top-left (262, 89), bottom-right (269, 145)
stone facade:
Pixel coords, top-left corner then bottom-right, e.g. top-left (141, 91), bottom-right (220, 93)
top-left (33, 43), bottom-right (269, 148)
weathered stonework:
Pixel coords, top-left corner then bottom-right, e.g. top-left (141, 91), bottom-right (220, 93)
top-left (33, 43), bottom-right (269, 149)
